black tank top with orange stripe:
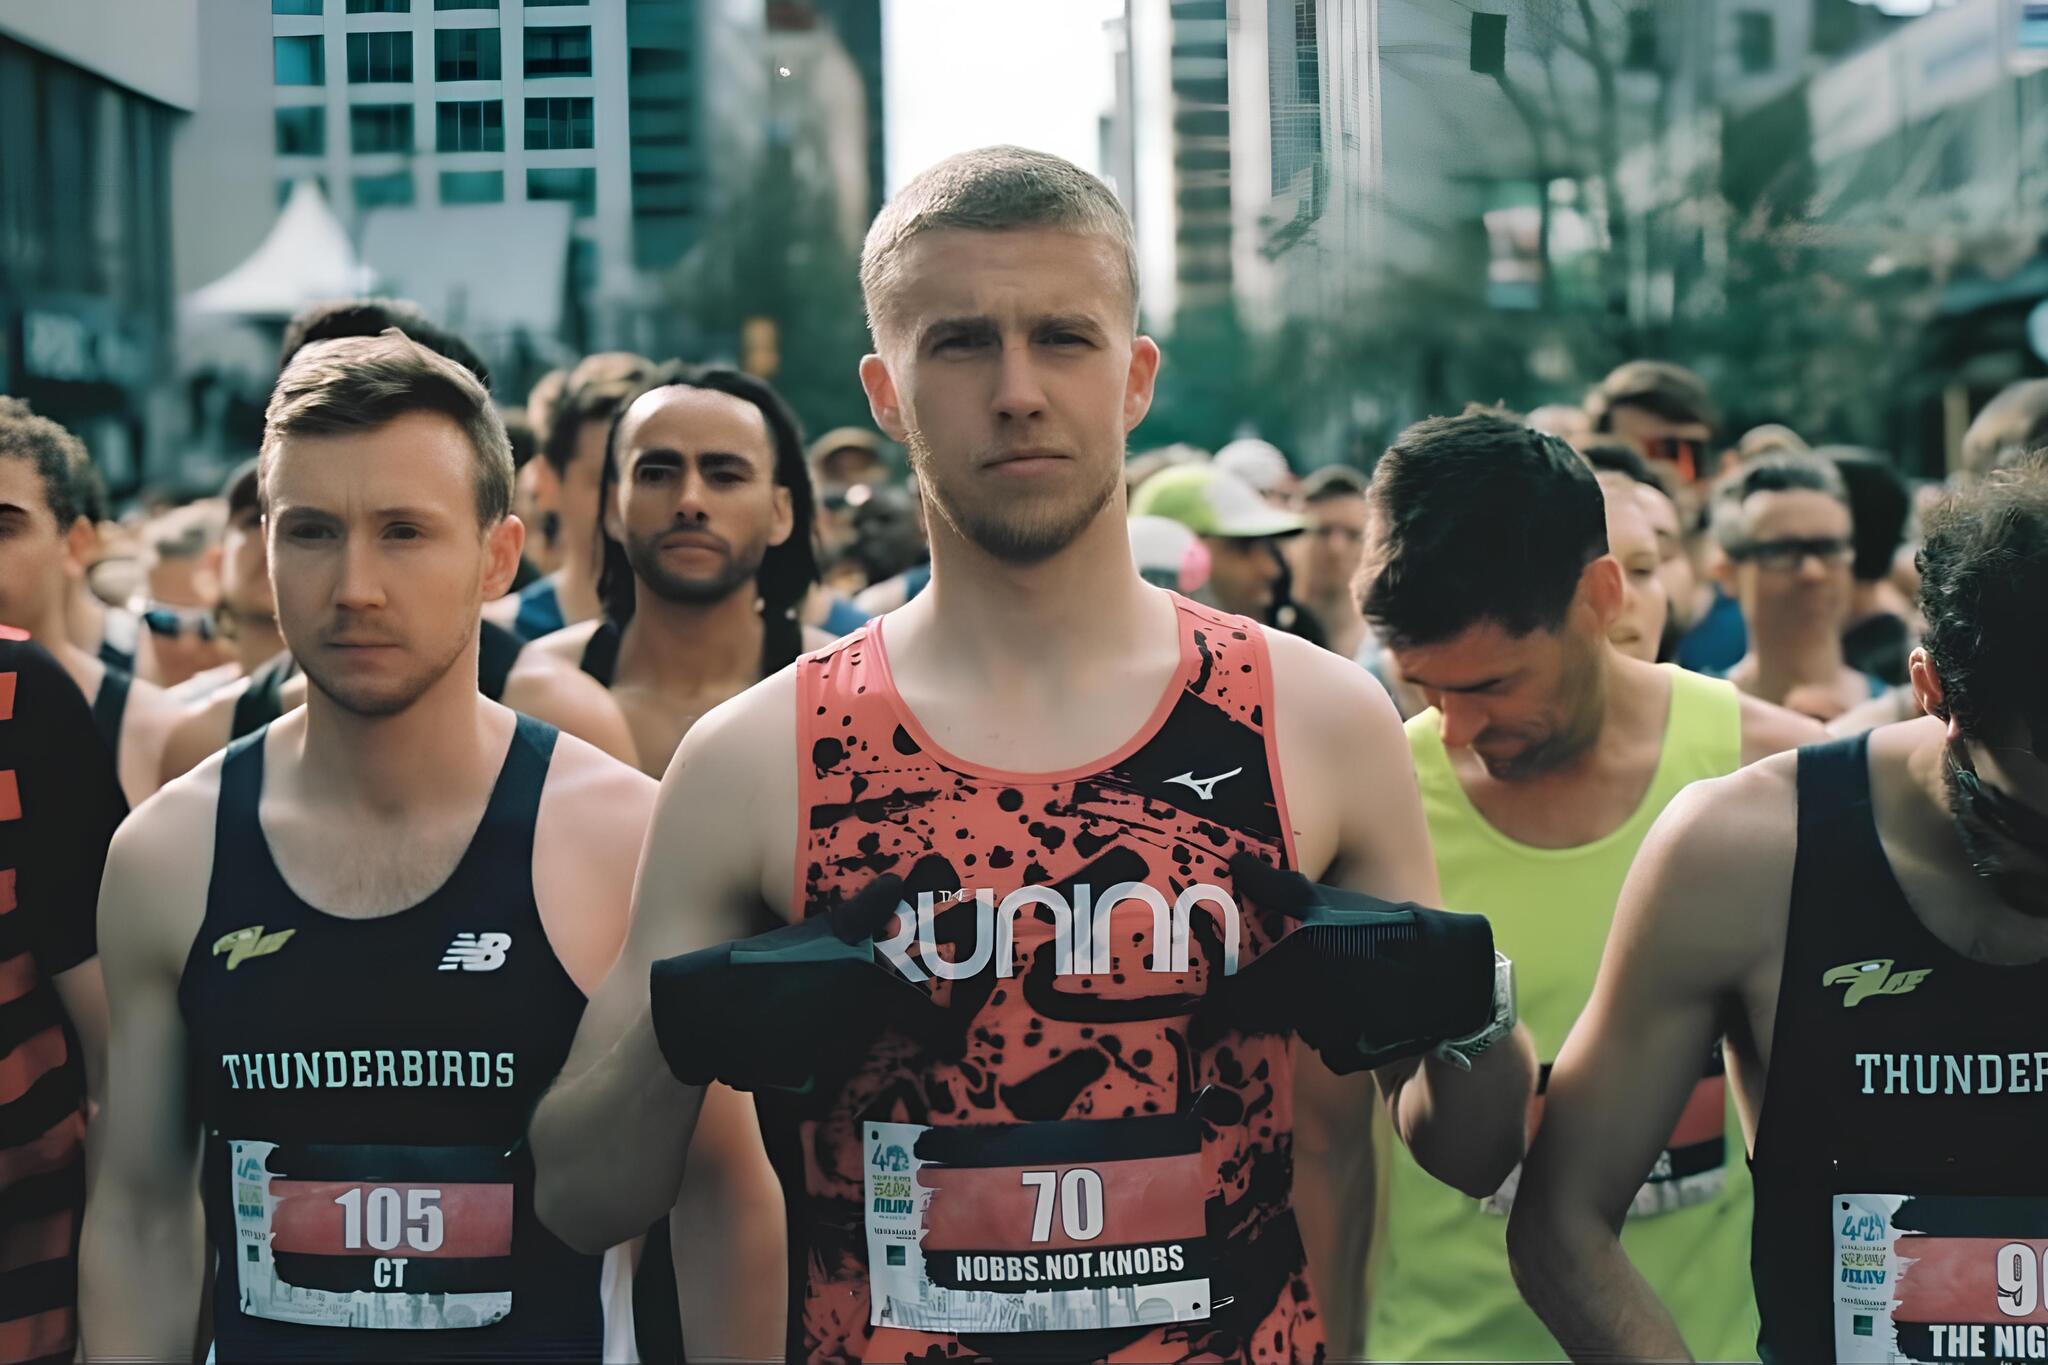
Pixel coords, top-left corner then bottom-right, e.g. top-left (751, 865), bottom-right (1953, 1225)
top-left (177, 717), bottom-right (603, 1361)
top-left (768, 594), bottom-right (1322, 1364)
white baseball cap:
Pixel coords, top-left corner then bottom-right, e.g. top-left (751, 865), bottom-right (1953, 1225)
top-left (1214, 437), bottom-right (1294, 494)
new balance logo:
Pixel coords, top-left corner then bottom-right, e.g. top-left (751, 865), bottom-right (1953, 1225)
top-left (1823, 958), bottom-right (1931, 1007)
top-left (1165, 767), bottom-right (1243, 801)
top-left (439, 932), bottom-right (511, 972)
top-left (214, 925), bottom-right (295, 971)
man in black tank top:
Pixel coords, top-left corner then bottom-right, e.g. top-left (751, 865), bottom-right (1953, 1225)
top-left (78, 333), bottom-right (658, 1362)
top-left (526, 365), bottom-right (825, 1358)
top-left (1509, 462), bottom-right (2048, 1363)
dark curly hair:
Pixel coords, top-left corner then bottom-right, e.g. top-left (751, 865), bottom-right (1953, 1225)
top-left (595, 364), bottom-right (820, 673)
top-left (0, 397), bottom-right (91, 528)
top-left (1917, 458), bottom-right (2048, 751)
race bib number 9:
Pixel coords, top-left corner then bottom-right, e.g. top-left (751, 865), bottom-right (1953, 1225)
top-left (863, 1115), bottom-right (1210, 1334)
top-left (1835, 1193), bottom-right (2048, 1363)
top-left (229, 1140), bottom-right (514, 1330)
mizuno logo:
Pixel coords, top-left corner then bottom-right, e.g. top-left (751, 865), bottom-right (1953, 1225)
top-left (214, 925), bottom-right (295, 970)
top-left (439, 932), bottom-right (511, 973)
top-left (1165, 767), bottom-right (1243, 801)
top-left (1822, 958), bottom-right (1932, 1007)
top-left (877, 882), bottom-right (1241, 983)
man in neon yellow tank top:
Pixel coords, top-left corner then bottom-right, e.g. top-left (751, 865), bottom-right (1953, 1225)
top-left (1355, 411), bottom-right (1824, 1360)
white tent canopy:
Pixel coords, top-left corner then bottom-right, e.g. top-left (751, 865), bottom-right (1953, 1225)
top-left (359, 201), bottom-right (574, 343)
top-left (183, 179), bottom-right (374, 319)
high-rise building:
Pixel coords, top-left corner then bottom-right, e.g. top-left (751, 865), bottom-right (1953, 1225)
top-left (809, 0), bottom-right (884, 221)
top-left (1108, 0), bottom-right (1235, 330)
top-left (766, 0), bottom-right (871, 249)
top-left (0, 0), bottom-right (199, 494)
top-left (258, 0), bottom-right (762, 354)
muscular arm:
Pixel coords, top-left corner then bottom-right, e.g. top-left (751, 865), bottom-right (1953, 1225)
top-left (530, 681), bottom-right (782, 1253)
top-left (1507, 761), bottom-right (1791, 1362)
top-left (1271, 633), bottom-right (1535, 1356)
top-left (77, 790), bottom-right (212, 1360)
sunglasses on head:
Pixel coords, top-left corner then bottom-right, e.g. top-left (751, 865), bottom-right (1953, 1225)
top-left (1642, 437), bottom-right (1703, 484)
top-left (142, 601), bottom-right (216, 641)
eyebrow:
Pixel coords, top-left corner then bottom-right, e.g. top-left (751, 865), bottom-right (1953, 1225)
top-left (1404, 670), bottom-right (1509, 695)
top-left (917, 312), bottom-right (1107, 347)
top-left (630, 448), bottom-right (760, 472)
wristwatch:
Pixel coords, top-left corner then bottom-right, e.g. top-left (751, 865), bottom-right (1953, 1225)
top-left (1432, 952), bottom-right (1516, 1071)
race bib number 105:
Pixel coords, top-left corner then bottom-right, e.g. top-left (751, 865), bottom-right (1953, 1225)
top-left (863, 1116), bottom-right (1211, 1334)
top-left (229, 1140), bottom-right (514, 1330)
top-left (1834, 1193), bottom-right (2048, 1363)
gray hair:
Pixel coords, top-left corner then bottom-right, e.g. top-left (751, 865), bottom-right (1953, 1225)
top-left (262, 330), bottom-right (513, 528)
top-left (859, 145), bottom-right (1140, 336)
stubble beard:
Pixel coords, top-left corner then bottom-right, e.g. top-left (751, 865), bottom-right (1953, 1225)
top-left (906, 427), bottom-right (1121, 566)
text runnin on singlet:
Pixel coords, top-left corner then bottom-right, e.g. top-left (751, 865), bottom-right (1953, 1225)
top-left (219, 1049), bottom-right (516, 1090)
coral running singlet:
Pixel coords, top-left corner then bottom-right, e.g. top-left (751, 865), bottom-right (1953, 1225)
top-left (770, 594), bottom-right (1322, 1364)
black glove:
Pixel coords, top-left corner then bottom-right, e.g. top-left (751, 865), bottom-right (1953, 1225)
top-left (649, 875), bottom-right (943, 1097)
top-left (1199, 854), bottom-right (1498, 1074)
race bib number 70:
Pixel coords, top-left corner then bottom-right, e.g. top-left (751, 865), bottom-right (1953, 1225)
top-left (229, 1140), bottom-right (514, 1330)
top-left (863, 1115), bottom-right (1210, 1334)
top-left (1835, 1193), bottom-right (2048, 1363)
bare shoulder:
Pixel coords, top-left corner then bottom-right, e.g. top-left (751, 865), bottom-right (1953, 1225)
top-left (540, 727), bottom-right (658, 854)
top-left (1738, 690), bottom-right (1829, 764)
top-left (801, 623), bottom-right (839, 652)
top-left (1622, 752), bottom-right (1799, 960)
top-left (161, 684), bottom-right (240, 783)
top-left (103, 754), bottom-right (225, 972)
top-left (671, 663), bottom-right (801, 782)
top-left (525, 619), bottom-right (603, 671)
top-left (1259, 624), bottom-right (1402, 747)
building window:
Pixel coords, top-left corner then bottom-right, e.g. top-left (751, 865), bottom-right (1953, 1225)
top-left (434, 0), bottom-right (497, 8)
top-left (629, 47), bottom-right (689, 76)
top-left (524, 25), bottom-right (592, 77)
top-left (350, 103), bottom-right (413, 153)
top-left (354, 170), bottom-right (416, 209)
top-left (1736, 11), bottom-right (1775, 73)
top-left (436, 99), bottom-right (503, 151)
top-left (275, 105), bottom-right (327, 156)
top-left (528, 1), bottom-right (588, 7)
top-left (275, 36), bottom-right (326, 86)
top-left (435, 27), bottom-right (501, 80)
top-left (527, 166), bottom-right (597, 216)
top-left (346, 0), bottom-right (409, 11)
top-left (441, 169), bottom-right (505, 203)
top-left (347, 30), bottom-right (413, 82)
top-left (274, 0), bottom-right (322, 13)
top-left (524, 96), bottom-right (594, 149)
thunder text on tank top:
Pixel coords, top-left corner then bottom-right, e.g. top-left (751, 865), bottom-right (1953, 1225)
top-left (177, 716), bottom-right (605, 1361)
top-left (775, 594), bottom-right (1321, 1364)
top-left (1752, 736), bottom-right (2048, 1365)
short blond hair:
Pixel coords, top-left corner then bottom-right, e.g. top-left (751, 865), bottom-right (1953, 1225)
top-left (859, 145), bottom-right (1139, 335)
top-left (263, 330), bottom-right (513, 526)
